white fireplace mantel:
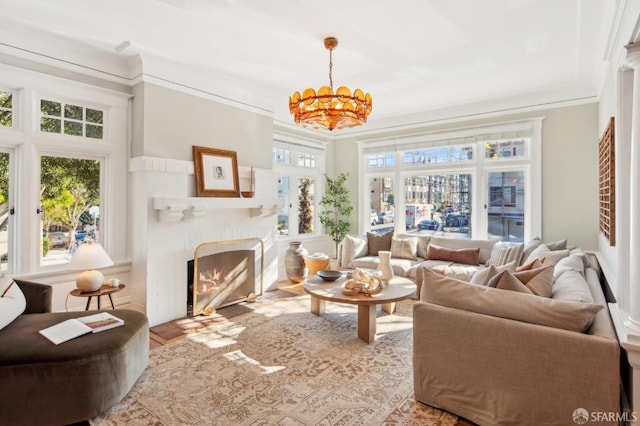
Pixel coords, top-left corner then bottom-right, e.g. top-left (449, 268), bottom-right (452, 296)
top-left (153, 196), bottom-right (283, 222)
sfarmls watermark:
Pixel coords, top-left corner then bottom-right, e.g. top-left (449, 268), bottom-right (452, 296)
top-left (572, 408), bottom-right (637, 424)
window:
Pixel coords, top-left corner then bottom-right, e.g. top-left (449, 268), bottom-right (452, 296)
top-left (40, 99), bottom-right (104, 139)
top-left (0, 90), bottom-right (13, 128)
top-left (361, 119), bottom-right (541, 241)
top-left (40, 155), bottom-right (101, 267)
top-left (0, 151), bottom-right (10, 271)
top-left (273, 139), bottom-right (325, 238)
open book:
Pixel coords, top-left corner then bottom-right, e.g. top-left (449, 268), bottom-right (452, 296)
top-left (39, 312), bottom-right (124, 345)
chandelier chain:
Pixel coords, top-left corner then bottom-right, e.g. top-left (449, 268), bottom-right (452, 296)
top-left (328, 48), bottom-right (333, 90)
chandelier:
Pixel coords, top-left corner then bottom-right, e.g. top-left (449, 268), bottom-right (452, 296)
top-left (289, 37), bottom-right (372, 131)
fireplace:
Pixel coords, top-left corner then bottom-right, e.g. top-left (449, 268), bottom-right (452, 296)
top-left (187, 238), bottom-right (264, 316)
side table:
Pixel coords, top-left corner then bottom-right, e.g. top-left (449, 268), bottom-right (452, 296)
top-left (69, 284), bottom-right (126, 310)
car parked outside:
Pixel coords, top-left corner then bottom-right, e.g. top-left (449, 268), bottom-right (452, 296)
top-left (370, 210), bottom-right (378, 226)
top-left (417, 219), bottom-right (439, 231)
top-left (377, 211), bottom-right (394, 224)
top-left (48, 231), bottom-right (69, 248)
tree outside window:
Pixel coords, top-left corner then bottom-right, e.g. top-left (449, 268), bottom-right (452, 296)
top-left (40, 156), bottom-right (100, 266)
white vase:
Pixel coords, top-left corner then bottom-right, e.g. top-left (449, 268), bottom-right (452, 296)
top-left (377, 250), bottom-right (394, 282)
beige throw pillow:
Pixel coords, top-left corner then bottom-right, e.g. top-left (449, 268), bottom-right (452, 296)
top-left (341, 235), bottom-right (368, 269)
top-left (0, 277), bottom-right (26, 331)
top-left (486, 242), bottom-right (524, 267)
top-left (390, 236), bottom-right (418, 260)
top-left (524, 244), bottom-right (570, 267)
top-left (420, 269), bottom-right (603, 333)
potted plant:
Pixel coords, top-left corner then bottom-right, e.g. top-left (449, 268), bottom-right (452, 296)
top-left (319, 173), bottom-right (354, 262)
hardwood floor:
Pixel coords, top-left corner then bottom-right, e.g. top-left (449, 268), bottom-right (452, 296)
top-left (147, 280), bottom-right (476, 426)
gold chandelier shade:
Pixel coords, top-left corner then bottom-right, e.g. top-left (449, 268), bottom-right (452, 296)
top-left (289, 37), bottom-right (372, 131)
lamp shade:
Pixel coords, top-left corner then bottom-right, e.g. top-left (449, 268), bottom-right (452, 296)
top-left (69, 243), bottom-right (114, 292)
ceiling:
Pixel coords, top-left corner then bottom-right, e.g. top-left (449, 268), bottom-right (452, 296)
top-left (0, 0), bottom-right (618, 133)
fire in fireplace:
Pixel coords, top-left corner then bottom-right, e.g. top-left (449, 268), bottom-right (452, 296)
top-left (187, 238), bottom-right (264, 316)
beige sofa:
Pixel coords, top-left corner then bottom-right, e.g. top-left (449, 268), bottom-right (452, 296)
top-left (413, 252), bottom-right (620, 425)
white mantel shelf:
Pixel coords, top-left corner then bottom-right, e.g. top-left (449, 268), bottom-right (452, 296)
top-left (153, 196), bottom-right (282, 222)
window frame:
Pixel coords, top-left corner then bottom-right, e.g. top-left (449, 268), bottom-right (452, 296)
top-left (273, 137), bottom-right (326, 240)
top-left (358, 119), bottom-right (542, 240)
top-left (0, 66), bottom-right (129, 276)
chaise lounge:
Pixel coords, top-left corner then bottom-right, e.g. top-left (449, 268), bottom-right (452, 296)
top-left (0, 279), bottom-right (149, 426)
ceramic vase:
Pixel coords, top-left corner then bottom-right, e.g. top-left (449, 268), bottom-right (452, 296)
top-left (285, 241), bottom-right (308, 283)
top-left (377, 250), bottom-right (394, 283)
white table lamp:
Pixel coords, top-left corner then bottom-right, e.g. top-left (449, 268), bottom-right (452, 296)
top-left (69, 242), bottom-right (114, 292)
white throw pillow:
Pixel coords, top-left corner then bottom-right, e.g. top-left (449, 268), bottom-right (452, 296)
top-left (341, 235), bottom-right (368, 269)
top-left (0, 276), bottom-right (26, 331)
top-left (390, 236), bottom-right (418, 260)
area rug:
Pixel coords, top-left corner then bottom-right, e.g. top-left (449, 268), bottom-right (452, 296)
top-left (91, 295), bottom-right (457, 426)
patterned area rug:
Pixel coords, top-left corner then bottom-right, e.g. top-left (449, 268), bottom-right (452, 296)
top-left (92, 295), bottom-right (457, 426)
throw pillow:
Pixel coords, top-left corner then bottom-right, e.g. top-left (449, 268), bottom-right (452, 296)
top-left (0, 277), bottom-right (26, 331)
top-left (367, 231), bottom-right (393, 256)
top-left (425, 243), bottom-right (480, 266)
top-left (390, 236), bottom-right (418, 260)
top-left (523, 244), bottom-right (570, 267)
top-left (520, 236), bottom-right (542, 265)
top-left (420, 268), bottom-right (603, 333)
top-left (487, 270), bottom-right (534, 294)
top-left (341, 235), bottom-right (368, 269)
top-left (553, 253), bottom-right (587, 280)
top-left (486, 241), bottom-right (525, 267)
top-left (514, 266), bottom-right (554, 297)
top-left (471, 262), bottom-right (519, 285)
top-left (516, 258), bottom-right (543, 272)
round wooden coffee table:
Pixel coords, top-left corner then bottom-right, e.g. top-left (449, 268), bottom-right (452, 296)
top-left (303, 274), bottom-right (416, 343)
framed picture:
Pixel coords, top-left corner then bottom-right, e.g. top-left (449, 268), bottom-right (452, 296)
top-left (193, 146), bottom-right (240, 197)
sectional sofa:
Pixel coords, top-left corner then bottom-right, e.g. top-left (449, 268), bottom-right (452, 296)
top-left (339, 231), bottom-right (621, 425)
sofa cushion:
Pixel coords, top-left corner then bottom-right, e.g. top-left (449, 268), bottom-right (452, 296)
top-left (520, 237), bottom-right (568, 266)
top-left (429, 236), bottom-right (497, 264)
top-left (341, 235), bottom-right (368, 268)
top-left (349, 256), bottom-right (379, 271)
top-left (486, 242), bottom-right (524, 267)
top-left (420, 268), bottom-right (602, 332)
top-left (0, 278), bottom-right (26, 331)
top-left (367, 231), bottom-right (393, 256)
top-left (426, 243), bottom-right (480, 266)
top-left (553, 252), bottom-right (587, 280)
top-left (390, 236), bottom-right (418, 260)
top-left (552, 269), bottom-right (595, 303)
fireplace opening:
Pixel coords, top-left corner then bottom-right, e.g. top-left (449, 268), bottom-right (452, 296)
top-left (187, 238), bottom-right (264, 316)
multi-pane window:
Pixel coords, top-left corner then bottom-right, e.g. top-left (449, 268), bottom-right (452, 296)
top-left (404, 145), bottom-right (474, 165)
top-left (362, 120), bottom-right (540, 241)
top-left (274, 147), bottom-right (292, 166)
top-left (40, 155), bottom-right (101, 267)
top-left (368, 153), bottom-right (395, 168)
top-left (40, 99), bottom-right (104, 139)
top-left (273, 141), bottom-right (324, 238)
top-left (485, 139), bottom-right (526, 159)
top-left (0, 91), bottom-right (12, 128)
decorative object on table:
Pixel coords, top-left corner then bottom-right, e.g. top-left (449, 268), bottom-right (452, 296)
top-left (289, 36), bottom-right (372, 131)
top-left (319, 173), bottom-right (354, 261)
top-left (304, 253), bottom-right (330, 276)
top-left (316, 270), bottom-right (342, 282)
top-left (284, 241), bottom-right (308, 283)
top-left (192, 146), bottom-right (240, 197)
top-left (342, 268), bottom-right (384, 296)
top-left (377, 250), bottom-right (394, 283)
top-left (241, 166), bottom-right (255, 198)
top-left (68, 242), bottom-right (114, 292)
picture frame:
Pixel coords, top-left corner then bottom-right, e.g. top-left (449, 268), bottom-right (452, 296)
top-left (193, 146), bottom-right (240, 197)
